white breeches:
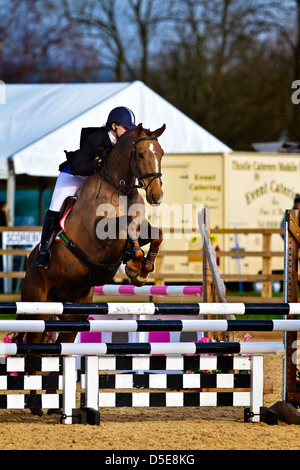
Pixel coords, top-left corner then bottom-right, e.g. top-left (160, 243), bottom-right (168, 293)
top-left (48, 172), bottom-right (89, 212)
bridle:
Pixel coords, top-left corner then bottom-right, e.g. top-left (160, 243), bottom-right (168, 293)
top-left (131, 136), bottom-right (162, 191)
top-left (100, 136), bottom-right (162, 196)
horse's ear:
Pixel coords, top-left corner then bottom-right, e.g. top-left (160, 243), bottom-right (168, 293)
top-left (153, 124), bottom-right (166, 138)
top-left (135, 123), bottom-right (143, 138)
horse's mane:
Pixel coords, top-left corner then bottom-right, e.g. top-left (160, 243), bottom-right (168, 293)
top-left (107, 125), bottom-right (153, 166)
top-left (114, 125), bottom-right (152, 150)
top-left (112, 127), bottom-right (135, 152)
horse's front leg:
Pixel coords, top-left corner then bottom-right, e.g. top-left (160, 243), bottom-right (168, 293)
top-left (137, 222), bottom-right (163, 285)
top-left (125, 220), bottom-right (163, 286)
top-left (125, 220), bottom-right (144, 284)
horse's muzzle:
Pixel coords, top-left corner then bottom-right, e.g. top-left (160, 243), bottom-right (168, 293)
top-left (146, 185), bottom-right (164, 205)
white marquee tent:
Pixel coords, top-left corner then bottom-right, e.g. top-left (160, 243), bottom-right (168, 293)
top-left (1, 80), bottom-right (231, 177)
top-left (1, 80), bottom-right (231, 222)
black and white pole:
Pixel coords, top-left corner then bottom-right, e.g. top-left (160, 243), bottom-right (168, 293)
top-left (1, 302), bottom-right (300, 316)
top-left (1, 319), bottom-right (300, 333)
top-left (0, 341), bottom-right (285, 356)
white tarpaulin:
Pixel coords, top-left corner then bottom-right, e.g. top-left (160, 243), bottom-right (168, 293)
top-left (0, 81), bottom-right (231, 178)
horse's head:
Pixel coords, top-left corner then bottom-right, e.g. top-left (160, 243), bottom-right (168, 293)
top-left (132, 123), bottom-right (166, 205)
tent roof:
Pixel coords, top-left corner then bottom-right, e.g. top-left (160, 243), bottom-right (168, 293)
top-left (0, 81), bottom-right (232, 178)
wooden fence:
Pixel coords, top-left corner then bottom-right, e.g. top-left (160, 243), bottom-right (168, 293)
top-left (0, 224), bottom-right (285, 302)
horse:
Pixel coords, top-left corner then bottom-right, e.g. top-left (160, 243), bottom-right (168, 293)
top-left (16, 123), bottom-right (165, 416)
top-left (19, 123), bottom-right (166, 347)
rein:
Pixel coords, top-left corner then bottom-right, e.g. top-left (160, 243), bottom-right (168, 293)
top-left (99, 135), bottom-right (162, 197)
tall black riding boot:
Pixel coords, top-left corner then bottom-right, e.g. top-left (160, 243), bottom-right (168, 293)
top-left (34, 210), bottom-right (60, 269)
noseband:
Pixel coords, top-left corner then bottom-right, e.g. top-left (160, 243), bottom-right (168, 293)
top-left (131, 136), bottom-right (162, 191)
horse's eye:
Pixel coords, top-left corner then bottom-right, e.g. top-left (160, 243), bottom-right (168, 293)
top-left (138, 152), bottom-right (144, 159)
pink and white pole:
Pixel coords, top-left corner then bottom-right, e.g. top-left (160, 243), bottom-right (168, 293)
top-left (94, 285), bottom-right (203, 296)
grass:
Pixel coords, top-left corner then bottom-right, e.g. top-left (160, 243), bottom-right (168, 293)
top-left (227, 289), bottom-right (284, 298)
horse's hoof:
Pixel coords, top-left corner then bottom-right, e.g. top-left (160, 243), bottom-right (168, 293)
top-left (130, 274), bottom-right (149, 287)
top-left (125, 265), bottom-right (148, 286)
top-left (31, 409), bottom-right (44, 417)
top-left (131, 279), bottom-right (146, 287)
top-left (125, 264), bottom-right (139, 281)
top-left (47, 408), bottom-right (61, 415)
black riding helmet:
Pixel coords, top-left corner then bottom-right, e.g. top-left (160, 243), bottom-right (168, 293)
top-left (106, 106), bottom-right (136, 129)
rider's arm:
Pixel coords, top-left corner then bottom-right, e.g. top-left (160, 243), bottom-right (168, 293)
top-left (69, 133), bottom-right (102, 176)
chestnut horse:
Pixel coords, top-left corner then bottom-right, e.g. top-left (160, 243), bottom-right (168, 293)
top-left (19, 123), bottom-right (166, 347)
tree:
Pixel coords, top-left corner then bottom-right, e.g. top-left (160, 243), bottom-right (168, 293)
top-left (61, 0), bottom-right (175, 83)
top-left (0, 0), bottom-right (102, 82)
top-left (150, 0), bottom-right (300, 148)
top-left (127, 0), bottom-right (175, 83)
top-left (1, 0), bottom-right (299, 148)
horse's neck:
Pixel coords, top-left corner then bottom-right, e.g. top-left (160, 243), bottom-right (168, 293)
top-left (105, 141), bottom-right (134, 186)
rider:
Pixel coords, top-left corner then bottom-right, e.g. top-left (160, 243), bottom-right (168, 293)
top-left (35, 106), bottom-right (137, 269)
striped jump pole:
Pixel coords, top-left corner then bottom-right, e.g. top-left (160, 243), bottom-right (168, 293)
top-left (0, 341), bottom-right (285, 356)
top-left (1, 302), bottom-right (300, 316)
top-left (94, 285), bottom-right (203, 296)
top-left (2, 319), bottom-right (300, 333)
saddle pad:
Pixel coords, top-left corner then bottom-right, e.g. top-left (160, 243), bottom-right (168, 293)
top-left (55, 205), bottom-right (74, 242)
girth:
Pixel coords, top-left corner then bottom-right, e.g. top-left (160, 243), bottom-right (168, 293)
top-left (58, 231), bottom-right (124, 286)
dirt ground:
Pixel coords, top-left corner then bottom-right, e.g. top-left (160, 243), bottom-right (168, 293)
top-left (0, 330), bottom-right (299, 451)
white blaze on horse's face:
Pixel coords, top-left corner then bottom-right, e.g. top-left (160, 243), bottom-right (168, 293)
top-left (149, 143), bottom-right (159, 173)
top-left (145, 142), bottom-right (163, 205)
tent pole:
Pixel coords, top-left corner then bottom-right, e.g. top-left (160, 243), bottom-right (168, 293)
top-left (5, 157), bottom-right (15, 293)
top-left (7, 157), bottom-right (15, 227)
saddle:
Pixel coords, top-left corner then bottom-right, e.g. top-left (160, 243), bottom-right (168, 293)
top-left (59, 195), bottom-right (78, 222)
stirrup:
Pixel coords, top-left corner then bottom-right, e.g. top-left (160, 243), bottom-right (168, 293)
top-left (34, 249), bottom-right (51, 269)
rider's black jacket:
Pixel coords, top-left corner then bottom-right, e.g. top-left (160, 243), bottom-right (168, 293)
top-left (59, 127), bottom-right (113, 176)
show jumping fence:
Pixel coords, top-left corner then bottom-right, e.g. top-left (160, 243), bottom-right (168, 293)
top-left (0, 209), bottom-right (299, 425)
top-left (0, 351), bottom-right (269, 425)
top-left (80, 355), bottom-right (266, 424)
